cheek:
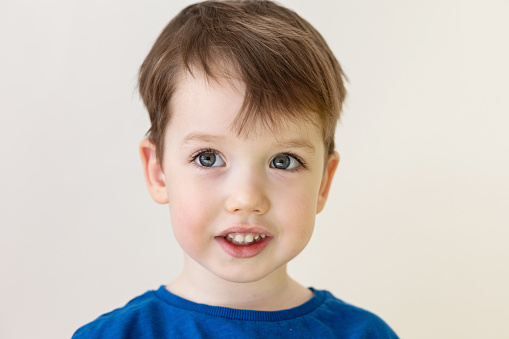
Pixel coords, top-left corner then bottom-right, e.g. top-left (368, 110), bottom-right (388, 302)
top-left (272, 177), bottom-right (320, 235)
top-left (166, 178), bottom-right (217, 247)
top-left (279, 175), bottom-right (321, 210)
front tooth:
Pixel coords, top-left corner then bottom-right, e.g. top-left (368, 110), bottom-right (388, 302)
top-left (245, 234), bottom-right (254, 243)
top-left (234, 234), bottom-right (245, 243)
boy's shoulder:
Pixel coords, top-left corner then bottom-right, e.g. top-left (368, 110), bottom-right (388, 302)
top-left (316, 289), bottom-right (398, 338)
top-left (73, 286), bottom-right (398, 338)
top-left (72, 289), bottom-right (160, 339)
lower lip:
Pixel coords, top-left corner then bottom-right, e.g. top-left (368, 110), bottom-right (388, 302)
top-left (215, 236), bottom-right (271, 258)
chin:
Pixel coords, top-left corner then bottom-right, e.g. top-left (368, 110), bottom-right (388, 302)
top-left (213, 270), bottom-right (267, 284)
top-left (210, 262), bottom-right (284, 285)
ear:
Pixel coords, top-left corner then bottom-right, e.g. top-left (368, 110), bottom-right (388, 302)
top-left (139, 138), bottom-right (169, 204)
top-left (316, 151), bottom-right (340, 214)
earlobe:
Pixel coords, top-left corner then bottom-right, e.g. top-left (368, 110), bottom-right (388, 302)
top-left (316, 151), bottom-right (340, 214)
top-left (139, 139), bottom-right (169, 204)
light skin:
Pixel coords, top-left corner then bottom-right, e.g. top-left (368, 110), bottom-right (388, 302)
top-left (140, 70), bottom-right (339, 311)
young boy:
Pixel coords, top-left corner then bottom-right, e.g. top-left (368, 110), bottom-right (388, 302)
top-left (73, 1), bottom-right (398, 337)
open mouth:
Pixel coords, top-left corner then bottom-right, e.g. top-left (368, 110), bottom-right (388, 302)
top-left (216, 231), bottom-right (271, 258)
top-left (224, 233), bottom-right (266, 246)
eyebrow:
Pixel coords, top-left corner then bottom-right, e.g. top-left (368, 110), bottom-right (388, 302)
top-left (275, 139), bottom-right (316, 153)
top-left (181, 132), bottom-right (316, 153)
top-left (181, 133), bottom-right (226, 146)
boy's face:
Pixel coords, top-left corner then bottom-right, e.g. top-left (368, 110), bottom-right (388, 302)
top-left (140, 71), bottom-right (339, 284)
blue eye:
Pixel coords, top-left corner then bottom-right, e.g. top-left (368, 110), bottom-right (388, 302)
top-left (270, 154), bottom-right (301, 170)
top-left (195, 151), bottom-right (225, 167)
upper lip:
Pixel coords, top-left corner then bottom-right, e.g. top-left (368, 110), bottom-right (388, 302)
top-left (217, 225), bottom-right (273, 238)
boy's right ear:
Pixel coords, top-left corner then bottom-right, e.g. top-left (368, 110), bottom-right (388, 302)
top-left (139, 139), bottom-right (169, 204)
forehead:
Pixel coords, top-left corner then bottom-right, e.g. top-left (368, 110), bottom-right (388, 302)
top-left (169, 69), bottom-right (322, 143)
top-left (171, 69), bottom-right (244, 124)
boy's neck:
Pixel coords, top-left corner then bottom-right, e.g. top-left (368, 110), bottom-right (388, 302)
top-left (166, 257), bottom-right (313, 311)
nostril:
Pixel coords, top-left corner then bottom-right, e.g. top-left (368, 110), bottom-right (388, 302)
top-left (225, 193), bottom-right (269, 215)
top-left (231, 208), bottom-right (261, 214)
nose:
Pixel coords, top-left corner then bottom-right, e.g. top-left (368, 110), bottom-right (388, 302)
top-left (224, 170), bottom-right (270, 215)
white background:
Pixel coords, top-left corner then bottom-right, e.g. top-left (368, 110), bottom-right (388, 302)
top-left (1, 0), bottom-right (508, 338)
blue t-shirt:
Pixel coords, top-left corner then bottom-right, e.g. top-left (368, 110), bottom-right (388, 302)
top-left (73, 286), bottom-right (398, 338)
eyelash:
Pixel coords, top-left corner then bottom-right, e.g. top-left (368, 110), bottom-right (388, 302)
top-left (276, 152), bottom-right (307, 171)
top-left (188, 149), bottom-right (307, 171)
top-left (188, 148), bottom-right (223, 167)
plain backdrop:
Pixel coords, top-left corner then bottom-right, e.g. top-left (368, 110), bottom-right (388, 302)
top-left (1, 0), bottom-right (508, 338)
